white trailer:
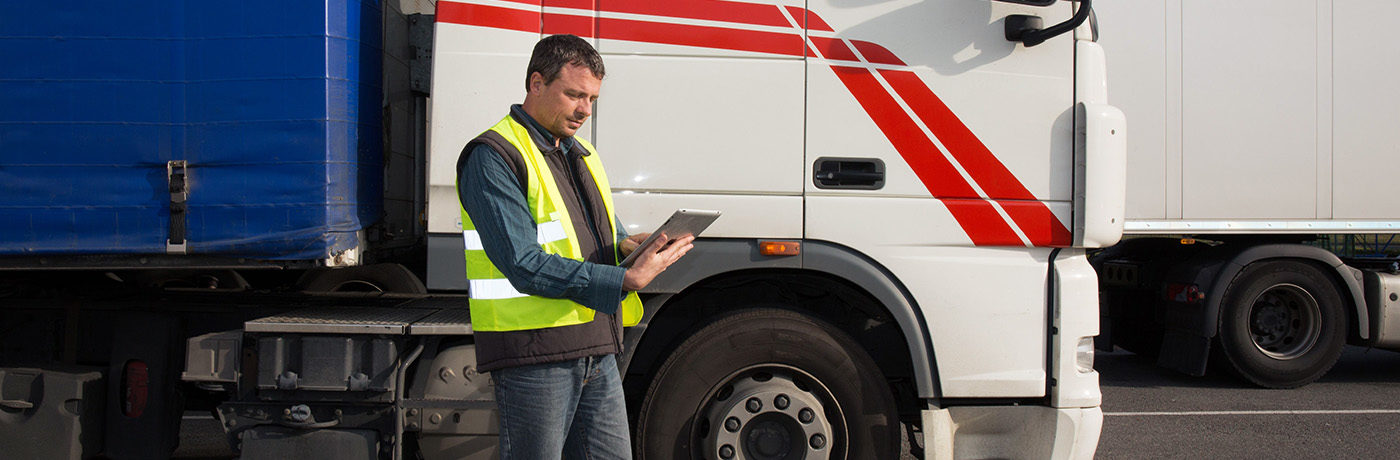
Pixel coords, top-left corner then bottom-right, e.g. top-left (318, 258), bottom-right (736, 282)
top-left (1093, 0), bottom-right (1400, 388)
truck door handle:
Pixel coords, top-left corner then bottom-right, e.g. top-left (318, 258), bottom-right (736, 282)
top-left (813, 157), bottom-right (885, 190)
top-left (816, 171), bottom-right (884, 182)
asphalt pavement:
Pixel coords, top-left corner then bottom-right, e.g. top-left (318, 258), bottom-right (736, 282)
top-left (1097, 345), bottom-right (1400, 459)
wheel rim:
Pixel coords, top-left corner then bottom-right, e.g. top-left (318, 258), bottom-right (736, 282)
top-left (695, 365), bottom-right (843, 460)
top-left (1247, 283), bottom-right (1322, 360)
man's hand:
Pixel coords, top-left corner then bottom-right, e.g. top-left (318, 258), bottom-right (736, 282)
top-left (620, 232), bottom-right (650, 257)
top-left (622, 232), bottom-right (694, 292)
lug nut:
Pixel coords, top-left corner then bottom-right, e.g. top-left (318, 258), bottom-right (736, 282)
top-left (774, 394), bottom-right (790, 410)
top-left (799, 408), bottom-right (815, 423)
top-left (810, 433), bottom-right (827, 449)
top-left (725, 417), bottom-right (741, 432)
top-left (746, 397), bottom-right (762, 413)
top-left (720, 444), bottom-right (736, 459)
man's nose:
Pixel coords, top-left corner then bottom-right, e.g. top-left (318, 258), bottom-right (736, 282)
top-left (577, 100), bottom-right (592, 118)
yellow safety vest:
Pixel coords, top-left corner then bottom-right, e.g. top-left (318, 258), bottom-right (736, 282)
top-left (458, 115), bottom-right (643, 332)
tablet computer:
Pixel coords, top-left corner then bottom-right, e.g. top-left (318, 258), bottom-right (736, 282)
top-left (620, 209), bottom-right (721, 267)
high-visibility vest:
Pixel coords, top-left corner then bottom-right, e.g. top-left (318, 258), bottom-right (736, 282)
top-left (458, 115), bottom-right (643, 332)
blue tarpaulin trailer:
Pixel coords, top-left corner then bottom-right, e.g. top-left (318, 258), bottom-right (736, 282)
top-left (0, 0), bottom-right (385, 260)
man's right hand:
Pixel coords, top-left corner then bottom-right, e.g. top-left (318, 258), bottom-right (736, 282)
top-left (622, 232), bottom-right (695, 291)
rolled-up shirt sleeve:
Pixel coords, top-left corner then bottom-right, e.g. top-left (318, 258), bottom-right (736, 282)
top-left (458, 144), bottom-right (628, 315)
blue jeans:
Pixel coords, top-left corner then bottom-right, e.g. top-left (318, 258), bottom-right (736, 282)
top-left (492, 354), bottom-right (633, 459)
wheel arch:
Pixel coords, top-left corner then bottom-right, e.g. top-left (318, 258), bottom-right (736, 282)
top-left (619, 239), bottom-right (939, 403)
top-left (1203, 244), bottom-right (1367, 342)
top-left (1153, 242), bottom-right (1366, 377)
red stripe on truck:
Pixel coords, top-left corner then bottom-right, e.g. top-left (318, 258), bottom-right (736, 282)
top-left (809, 37), bottom-right (858, 61)
top-left (851, 41), bottom-right (905, 66)
top-left (537, 0), bottom-right (792, 28)
top-left (787, 6), bottom-right (835, 31)
top-left (438, 2), bottom-right (540, 34)
top-left (944, 199), bottom-right (1036, 246)
top-left (830, 65), bottom-right (1023, 246)
top-left (543, 10), bottom-right (595, 37)
top-left (879, 69), bottom-right (1071, 246)
top-left (442, 3), bottom-right (804, 56)
top-left (595, 0), bottom-right (792, 28)
top-left (998, 200), bottom-right (1073, 247)
top-left (589, 16), bottom-right (804, 56)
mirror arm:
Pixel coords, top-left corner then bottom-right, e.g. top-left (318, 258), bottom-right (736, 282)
top-left (1006, 0), bottom-right (1092, 48)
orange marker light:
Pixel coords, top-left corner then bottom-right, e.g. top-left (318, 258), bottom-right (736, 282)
top-left (759, 241), bottom-right (801, 256)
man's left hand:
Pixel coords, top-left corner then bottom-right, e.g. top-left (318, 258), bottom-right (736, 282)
top-left (620, 232), bottom-right (650, 257)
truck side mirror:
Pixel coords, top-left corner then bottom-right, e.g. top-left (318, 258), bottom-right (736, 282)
top-left (999, 0), bottom-right (1093, 48)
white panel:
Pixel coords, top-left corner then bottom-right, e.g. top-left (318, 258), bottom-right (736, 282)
top-left (1052, 250), bottom-right (1102, 408)
top-left (1180, 0), bottom-right (1317, 219)
top-left (806, 197), bottom-right (1058, 397)
top-left (428, 185), bottom-right (464, 233)
top-left (1333, 0), bottom-right (1400, 218)
top-left (924, 245), bottom-right (1048, 397)
top-left (594, 55), bottom-right (804, 194)
top-left (1315, 0), bottom-right (1333, 218)
top-left (426, 23), bottom-right (540, 232)
top-left (1094, 0), bottom-right (1168, 219)
top-left (612, 193), bottom-right (801, 239)
top-left (806, 196), bottom-right (972, 247)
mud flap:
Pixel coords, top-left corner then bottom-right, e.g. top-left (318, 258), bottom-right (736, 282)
top-left (105, 312), bottom-right (184, 459)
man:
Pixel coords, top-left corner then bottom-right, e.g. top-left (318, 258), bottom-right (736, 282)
top-left (455, 34), bottom-right (693, 458)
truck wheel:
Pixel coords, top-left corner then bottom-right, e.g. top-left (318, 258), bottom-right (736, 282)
top-left (635, 308), bottom-right (899, 459)
top-left (1217, 261), bottom-right (1346, 388)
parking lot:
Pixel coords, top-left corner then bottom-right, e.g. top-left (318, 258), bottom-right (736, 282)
top-left (1097, 345), bottom-right (1400, 458)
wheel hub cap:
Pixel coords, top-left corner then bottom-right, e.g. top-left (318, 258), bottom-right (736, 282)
top-left (701, 369), bottom-right (837, 460)
top-left (1248, 283), bottom-right (1322, 360)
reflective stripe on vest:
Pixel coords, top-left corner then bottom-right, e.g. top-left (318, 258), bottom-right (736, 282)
top-left (462, 220), bottom-right (568, 251)
top-left (457, 114), bottom-right (644, 332)
top-left (468, 279), bottom-right (529, 300)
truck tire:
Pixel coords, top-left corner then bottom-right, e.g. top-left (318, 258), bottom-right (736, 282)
top-left (635, 308), bottom-right (899, 459)
top-left (1217, 260), bottom-right (1346, 388)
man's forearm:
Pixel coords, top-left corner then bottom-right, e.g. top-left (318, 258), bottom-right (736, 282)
top-left (504, 246), bottom-right (626, 314)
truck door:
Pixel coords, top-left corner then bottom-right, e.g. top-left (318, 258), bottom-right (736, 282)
top-left (802, 1), bottom-right (1077, 397)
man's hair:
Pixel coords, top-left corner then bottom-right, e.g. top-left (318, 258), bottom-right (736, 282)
top-left (526, 34), bottom-right (605, 91)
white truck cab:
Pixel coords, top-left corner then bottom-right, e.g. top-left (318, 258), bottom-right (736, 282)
top-left (423, 0), bottom-right (1123, 457)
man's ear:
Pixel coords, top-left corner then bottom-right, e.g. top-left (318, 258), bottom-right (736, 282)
top-left (528, 71), bottom-right (544, 94)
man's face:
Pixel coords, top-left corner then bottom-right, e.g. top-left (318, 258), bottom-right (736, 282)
top-left (525, 63), bottom-right (601, 139)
